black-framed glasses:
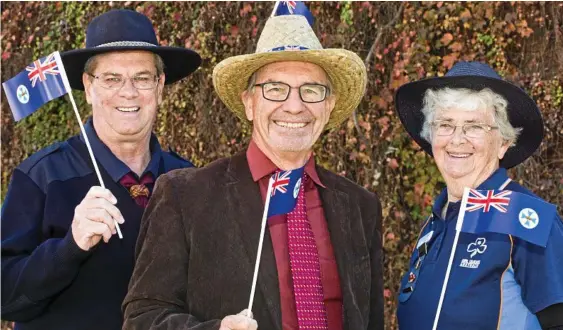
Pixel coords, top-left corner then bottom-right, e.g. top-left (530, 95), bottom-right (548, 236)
top-left (253, 82), bottom-right (329, 103)
top-left (87, 72), bottom-right (159, 90)
top-left (432, 120), bottom-right (499, 138)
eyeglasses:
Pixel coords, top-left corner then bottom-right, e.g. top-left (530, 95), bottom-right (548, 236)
top-left (253, 82), bottom-right (329, 103)
top-left (432, 121), bottom-right (499, 138)
top-left (87, 72), bottom-right (159, 90)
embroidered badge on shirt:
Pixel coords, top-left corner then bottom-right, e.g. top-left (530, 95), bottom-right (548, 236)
top-left (460, 237), bottom-right (487, 269)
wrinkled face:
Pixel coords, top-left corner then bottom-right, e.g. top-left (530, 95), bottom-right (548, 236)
top-left (83, 50), bottom-right (165, 141)
top-left (431, 107), bottom-right (510, 180)
top-left (241, 61), bottom-right (336, 155)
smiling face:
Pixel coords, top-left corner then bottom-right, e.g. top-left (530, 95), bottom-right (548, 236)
top-left (241, 61), bottom-right (335, 161)
top-left (83, 50), bottom-right (165, 143)
top-left (431, 107), bottom-right (510, 189)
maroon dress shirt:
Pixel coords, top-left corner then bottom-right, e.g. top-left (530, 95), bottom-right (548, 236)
top-left (246, 141), bottom-right (343, 330)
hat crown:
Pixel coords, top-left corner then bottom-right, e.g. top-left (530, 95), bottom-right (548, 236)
top-left (445, 61), bottom-right (502, 79)
top-left (85, 9), bottom-right (158, 48)
top-left (255, 15), bottom-right (323, 53)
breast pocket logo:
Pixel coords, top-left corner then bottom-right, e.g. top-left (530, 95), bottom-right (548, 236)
top-left (460, 237), bottom-right (487, 269)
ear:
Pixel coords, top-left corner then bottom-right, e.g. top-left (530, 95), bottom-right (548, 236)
top-left (323, 94), bottom-right (337, 125)
top-left (497, 139), bottom-right (511, 160)
top-left (241, 90), bottom-right (254, 121)
top-left (82, 73), bottom-right (93, 104)
top-left (157, 73), bottom-right (165, 105)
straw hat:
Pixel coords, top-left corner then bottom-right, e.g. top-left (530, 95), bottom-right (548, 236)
top-left (213, 15), bottom-right (367, 129)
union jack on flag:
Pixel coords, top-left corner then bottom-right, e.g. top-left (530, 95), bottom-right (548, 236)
top-left (26, 53), bottom-right (60, 88)
top-left (284, 1), bottom-right (297, 13)
top-left (466, 189), bottom-right (512, 213)
top-left (271, 170), bottom-right (292, 196)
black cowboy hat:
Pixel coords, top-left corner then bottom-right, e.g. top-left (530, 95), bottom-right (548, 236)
top-left (61, 9), bottom-right (201, 90)
top-left (395, 61), bottom-right (543, 169)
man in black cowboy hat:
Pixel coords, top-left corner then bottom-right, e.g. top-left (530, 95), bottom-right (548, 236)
top-left (394, 61), bottom-right (563, 330)
top-left (1, 9), bottom-right (201, 330)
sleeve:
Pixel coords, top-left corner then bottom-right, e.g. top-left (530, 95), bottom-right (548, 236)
top-left (122, 173), bottom-right (221, 330)
top-left (512, 213), bottom-right (563, 313)
top-left (367, 194), bottom-right (384, 330)
top-left (1, 169), bottom-right (92, 321)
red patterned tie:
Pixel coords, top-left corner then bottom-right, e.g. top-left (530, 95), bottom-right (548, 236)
top-left (119, 172), bottom-right (154, 208)
top-left (287, 174), bottom-right (329, 329)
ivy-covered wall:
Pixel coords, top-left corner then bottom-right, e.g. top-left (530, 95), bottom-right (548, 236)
top-left (1, 2), bottom-right (562, 329)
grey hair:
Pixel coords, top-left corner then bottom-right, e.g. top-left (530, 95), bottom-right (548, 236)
top-left (84, 52), bottom-right (165, 76)
top-left (420, 87), bottom-right (522, 145)
top-left (245, 67), bottom-right (334, 96)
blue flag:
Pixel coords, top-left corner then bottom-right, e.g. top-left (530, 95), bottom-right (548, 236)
top-left (267, 166), bottom-right (306, 217)
top-left (460, 189), bottom-right (556, 247)
top-left (274, 1), bottom-right (315, 26)
top-left (2, 51), bottom-right (69, 121)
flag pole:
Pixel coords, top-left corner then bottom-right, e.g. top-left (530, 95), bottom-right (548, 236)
top-left (53, 51), bottom-right (123, 239)
top-left (432, 187), bottom-right (470, 330)
top-left (246, 177), bottom-right (274, 318)
top-left (271, 1), bottom-right (281, 17)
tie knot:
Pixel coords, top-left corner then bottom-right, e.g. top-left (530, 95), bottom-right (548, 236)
top-left (119, 172), bottom-right (154, 200)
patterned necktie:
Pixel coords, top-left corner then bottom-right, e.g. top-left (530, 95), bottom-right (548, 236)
top-left (287, 174), bottom-right (329, 329)
top-left (119, 172), bottom-right (154, 208)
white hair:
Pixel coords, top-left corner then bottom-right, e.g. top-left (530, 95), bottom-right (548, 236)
top-left (420, 87), bottom-right (522, 145)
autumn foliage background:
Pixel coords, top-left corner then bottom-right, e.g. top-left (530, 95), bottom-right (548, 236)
top-left (1, 2), bottom-right (562, 329)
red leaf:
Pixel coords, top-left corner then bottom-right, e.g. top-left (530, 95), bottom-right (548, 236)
top-left (440, 33), bottom-right (453, 46)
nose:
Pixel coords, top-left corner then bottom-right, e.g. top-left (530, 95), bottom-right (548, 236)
top-left (282, 88), bottom-right (306, 114)
top-left (118, 78), bottom-right (139, 99)
top-left (449, 126), bottom-right (467, 145)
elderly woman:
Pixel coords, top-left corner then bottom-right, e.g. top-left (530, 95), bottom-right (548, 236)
top-left (394, 62), bottom-right (563, 330)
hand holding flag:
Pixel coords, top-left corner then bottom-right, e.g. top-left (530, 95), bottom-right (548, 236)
top-left (2, 51), bottom-right (123, 239)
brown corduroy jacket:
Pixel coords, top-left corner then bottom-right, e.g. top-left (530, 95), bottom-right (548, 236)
top-left (122, 152), bottom-right (383, 330)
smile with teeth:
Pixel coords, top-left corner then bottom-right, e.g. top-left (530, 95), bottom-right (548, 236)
top-left (117, 107), bottom-right (140, 113)
top-left (447, 152), bottom-right (472, 158)
top-left (274, 121), bottom-right (307, 128)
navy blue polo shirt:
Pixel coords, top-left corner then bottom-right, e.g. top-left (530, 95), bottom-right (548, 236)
top-left (397, 168), bottom-right (563, 330)
top-left (1, 118), bottom-right (193, 330)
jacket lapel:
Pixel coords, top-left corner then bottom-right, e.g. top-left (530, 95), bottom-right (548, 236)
top-left (224, 153), bottom-right (282, 330)
top-left (318, 168), bottom-right (371, 330)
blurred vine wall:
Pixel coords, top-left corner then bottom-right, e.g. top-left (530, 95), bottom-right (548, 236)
top-left (1, 2), bottom-right (562, 329)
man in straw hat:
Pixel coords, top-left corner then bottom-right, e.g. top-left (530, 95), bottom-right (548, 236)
top-left (1, 9), bottom-right (201, 330)
top-left (394, 61), bottom-right (563, 329)
top-left (123, 13), bottom-right (383, 330)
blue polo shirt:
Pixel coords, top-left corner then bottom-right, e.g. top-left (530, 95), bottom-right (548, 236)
top-left (1, 118), bottom-right (193, 330)
top-left (397, 168), bottom-right (563, 330)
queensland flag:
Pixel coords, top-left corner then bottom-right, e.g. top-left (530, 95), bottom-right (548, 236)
top-left (274, 1), bottom-right (315, 26)
top-left (267, 166), bottom-right (305, 217)
top-left (460, 188), bottom-right (557, 247)
top-left (2, 51), bottom-right (69, 121)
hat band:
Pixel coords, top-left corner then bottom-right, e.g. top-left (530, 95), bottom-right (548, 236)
top-left (96, 41), bottom-right (157, 48)
top-left (266, 45), bottom-right (310, 52)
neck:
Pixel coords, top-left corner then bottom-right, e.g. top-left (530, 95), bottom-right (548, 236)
top-left (95, 129), bottom-right (152, 177)
top-left (443, 163), bottom-right (499, 203)
top-left (253, 138), bottom-right (311, 170)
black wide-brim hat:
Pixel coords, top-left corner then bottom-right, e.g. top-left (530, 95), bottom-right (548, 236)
top-left (61, 9), bottom-right (201, 90)
top-left (395, 61), bottom-right (543, 169)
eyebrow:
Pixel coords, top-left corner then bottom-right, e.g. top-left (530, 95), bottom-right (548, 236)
top-left (258, 79), bottom-right (327, 85)
top-left (98, 70), bottom-right (155, 76)
top-left (435, 117), bottom-right (480, 124)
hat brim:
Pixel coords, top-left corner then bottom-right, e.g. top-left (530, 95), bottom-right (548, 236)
top-left (61, 46), bottom-right (201, 90)
top-left (395, 75), bottom-right (544, 169)
top-left (212, 49), bottom-right (367, 130)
